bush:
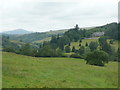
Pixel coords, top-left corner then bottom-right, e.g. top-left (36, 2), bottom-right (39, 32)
top-left (85, 50), bottom-right (109, 66)
top-left (70, 53), bottom-right (82, 58)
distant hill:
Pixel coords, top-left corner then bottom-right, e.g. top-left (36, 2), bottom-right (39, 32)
top-left (2, 29), bottom-right (33, 35)
top-left (7, 22), bottom-right (118, 43)
top-left (8, 31), bottom-right (65, 43)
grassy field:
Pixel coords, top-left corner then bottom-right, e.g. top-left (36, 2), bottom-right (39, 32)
top-left (0, 52), bottom-right (2, 89)
top-left (2, 52), bottom-right (118, 88)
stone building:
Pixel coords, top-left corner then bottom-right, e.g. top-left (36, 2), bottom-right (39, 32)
top-left (92, 32), bottom-right (104, 37)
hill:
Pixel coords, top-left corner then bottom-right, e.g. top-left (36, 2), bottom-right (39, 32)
top-left (5, 22), bottom-right (118, 43)
top-left (2, 29), bottom-right (33, 35)
top-left (8, 30), bottom-right (66, 43)
top-left (2, 52), bottom-right (118, 88)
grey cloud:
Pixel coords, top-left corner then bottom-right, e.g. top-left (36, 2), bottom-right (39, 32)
top-left (0, 0), bottom-right (118, 32)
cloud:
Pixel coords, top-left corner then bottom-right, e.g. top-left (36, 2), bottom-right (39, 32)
top-left (0, 0), bottom-right (119, 32)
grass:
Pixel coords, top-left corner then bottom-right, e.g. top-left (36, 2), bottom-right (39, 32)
top-left (70, 38), bottom-right (118, 51)
top-left (64, 52), bottom-right (74, 57)
top-left (107, 39), bottom-right (119, 51)
top-left (70, 38), bottom-right (98, 49)
top-left (2, 52), bottom-right (118, 88)
top-left (0, 52), bottom-right (2, 89)
top-left (10, 40), bottom-right (25, 45)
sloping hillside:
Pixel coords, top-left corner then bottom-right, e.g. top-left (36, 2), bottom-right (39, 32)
top-left (2, 52), bottom-right (118, 88)
top-left (9, 30), bottom-right (65, 43)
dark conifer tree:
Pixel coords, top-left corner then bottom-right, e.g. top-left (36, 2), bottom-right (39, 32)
top-left (72, 46), bottom-right (76, 52)
top-left (85, 42), bottom-right (88, 47)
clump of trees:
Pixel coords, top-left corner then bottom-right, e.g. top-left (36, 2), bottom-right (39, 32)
top-left (85, 50), bottom-right (109, 66)
top-left (104, 22), bottom-right (118, 40)
top-left (36, 45), bottom-right (60, 57)
top-left (20, 43), bottom-right (33, 56)
top-left (78, 46), bottom-right (85, 55)
top-left (99, 36), bottom-right (112, 54)
top-left (2, 35), bottom-right (20, 53)
top-left (89, 41), bottom-right (98, 51)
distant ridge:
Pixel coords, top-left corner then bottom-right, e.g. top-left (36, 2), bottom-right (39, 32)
top-left (2, 29), bottom-right (33, 35)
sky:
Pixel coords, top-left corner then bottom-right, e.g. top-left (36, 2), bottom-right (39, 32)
top-left (0, 0), bottom-right (119, 32)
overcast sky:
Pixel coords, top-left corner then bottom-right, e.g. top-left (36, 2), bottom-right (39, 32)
top-left (0, 0), bottom-right (119, 32)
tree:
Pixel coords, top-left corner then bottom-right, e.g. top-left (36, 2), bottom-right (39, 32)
top-left (89, 41), bottom-right (98, 51)
top-left (72, 46), bottom-right (76, 52)
top-left (79, 39), bottom-right (82, 43)
top-left (74, 24), bottom-right (79, 30)
top-left (85, 42), bottom-right (88, 47)
top-left (68, 43), bottom-right (71, 46)
top-left (59, 41), bottom-right (64, 51)
top-left (85, 50), bottom-right (109, 66)
top-left (109, 40), bottom-right (114, 44)
top-left (104, 23), bottom-right (118, 40)
top-left (20, 43), bottom-right (33, 56)
top-left (79, 43), bottom-right (81, 46)
top-left (99, 37), bottom-right (112, 54)
top-left (78, 46), bottom-right (85, 55)
top-left (38, 45), bottom-right (58, 57)
top-left (56, 48), bottom-right (63, 57)
top-left (65, 46), bottom-right (71, 53)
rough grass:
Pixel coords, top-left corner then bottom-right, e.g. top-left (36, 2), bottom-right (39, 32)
top-left (2, 52), bottom-right (118, 88)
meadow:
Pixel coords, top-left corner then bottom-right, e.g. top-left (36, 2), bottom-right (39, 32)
top-left (2, 52), bottom-right (118, 88)
top-left (70, 38), bottom-right (98, 49)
